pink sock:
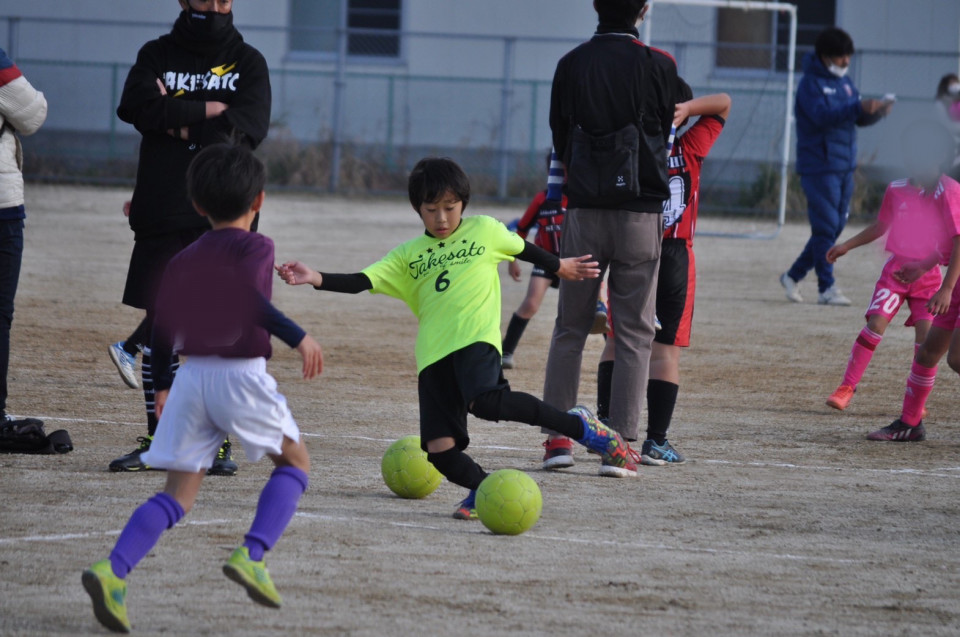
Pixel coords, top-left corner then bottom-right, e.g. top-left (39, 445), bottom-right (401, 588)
top-left (841, 327), bottom-right (882, 388)
top-left (901, 360), bottom-right (937, 426)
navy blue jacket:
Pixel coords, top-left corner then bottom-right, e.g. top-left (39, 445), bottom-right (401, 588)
top-left (795, 52), bottom-right (881, 175)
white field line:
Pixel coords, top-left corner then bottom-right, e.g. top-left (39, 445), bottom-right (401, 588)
top-left (20, 415), bottom-right (960, 477)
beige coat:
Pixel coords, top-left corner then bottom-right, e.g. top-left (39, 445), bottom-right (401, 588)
top-left (0, 73), bottom-right (47, 209)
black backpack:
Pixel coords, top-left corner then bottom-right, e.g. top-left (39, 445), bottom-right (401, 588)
top-left (0, 418), bottom-right (73, 454)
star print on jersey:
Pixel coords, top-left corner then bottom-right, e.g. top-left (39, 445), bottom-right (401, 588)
top-left (163, 60), bottom-right (241, 95)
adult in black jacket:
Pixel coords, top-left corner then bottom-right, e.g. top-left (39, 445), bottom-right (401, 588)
top-left (542, 0), bottom-right (676, 477)
top-left (109, 0), bottom-right (271, 474)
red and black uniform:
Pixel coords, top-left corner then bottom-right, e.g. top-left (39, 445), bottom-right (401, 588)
top-left (655, 113), bottom-right (724, 347)
top-left (515, 190), bottom-right (568, 288)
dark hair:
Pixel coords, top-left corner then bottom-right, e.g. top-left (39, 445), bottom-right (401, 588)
top-left (186, 144), bottom-right (266, 222)
top-left (407, 157), bottom-right (471, 212)
top-left (675, 77), bottom-right (694, 129)
top-left (936, 73), bottom-right (959, 99)
top-left (594, 0), bottom-right (647, 26)
top-left (815, 27), bottom-right (854, 59)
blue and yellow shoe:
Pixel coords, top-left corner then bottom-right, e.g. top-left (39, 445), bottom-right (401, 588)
top-left (569, 405), bottom-right (628, 468)
top-left (223, 547), bottom-right (282, 608)
top-left (640, 439), bottom-right (686, 465)
top-left (452, 490), bottom-right (478, 520)
top-left (82, 559), bottom-right (131, 633)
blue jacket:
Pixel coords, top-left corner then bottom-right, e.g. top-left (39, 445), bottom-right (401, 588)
top-left (795, 52), bottom-right (877, 175)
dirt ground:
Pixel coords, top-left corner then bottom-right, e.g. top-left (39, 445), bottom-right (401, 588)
top-left (1, 184), bottom-right (959, 636)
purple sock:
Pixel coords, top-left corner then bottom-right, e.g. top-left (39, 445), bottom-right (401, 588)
top-left (243, 466), bottom-right (309, 561)
top-left (109, 492), bottom-right (184, 579)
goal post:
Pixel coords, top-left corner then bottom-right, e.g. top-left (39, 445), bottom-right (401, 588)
top-left (643, 0), bottom-right (798, 239)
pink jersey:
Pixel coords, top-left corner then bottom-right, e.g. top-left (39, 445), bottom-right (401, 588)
top-left (877, 176), bottom-right (960, 265)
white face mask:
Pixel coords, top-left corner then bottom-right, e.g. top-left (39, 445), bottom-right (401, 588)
top-left (827, 63), bottom-right (849, 78)
top-left (949, 83), bottom-right (960, 96)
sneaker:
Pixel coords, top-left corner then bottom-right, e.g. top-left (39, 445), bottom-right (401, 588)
top-left (826, 385), bottom-right (855, 411)
top-left (452, 490), bottom-right (478, 520)
top-left (780, 272), bottom-right (803, 303)
top-left (501, 352), bottom-right (515, 370)
top-left (108, 342), bottom-right (139, 389)
top-left (867, 419), bottom-right (926, 442)
top-left (654, 315), bottom-right (662, 331)
top-left (207, 438), bottom-right (238, 476)
top-left (223, 547), bottom-right (282, 608)
top-left (569, 405), bottom-right (628, 468)
top-left (818, 286), bottom-right (851, 306)
top-left (108, 436), bottom-right (153, 472)
top-left (590, 300), bottom-right (609, 335)
top-left (82, 559), bottom-right (131, 633)
top-left (542, 437), bottom-right (575, 470)
top-left (640, 439), bottom-right (686, 465)
top-left (599, 445), bottom-right (640, 478)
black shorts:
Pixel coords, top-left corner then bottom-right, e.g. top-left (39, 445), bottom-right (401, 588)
top-left (122, 228), bottom-right (208, 310)
top-left (531, 265), bottom-right (560, 289)
top-left (654, 238), bottom-right (696, 347)
top-left (417, 342), bottom-right (509, 451)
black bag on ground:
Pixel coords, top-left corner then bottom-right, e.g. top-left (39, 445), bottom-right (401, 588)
top-left (0, 418), bottom-right (73, 454)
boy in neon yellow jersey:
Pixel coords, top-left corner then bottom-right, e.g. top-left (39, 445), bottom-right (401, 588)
top-left (278, 157), bottom-right (633, 519)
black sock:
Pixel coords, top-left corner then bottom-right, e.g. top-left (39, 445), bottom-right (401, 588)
top-left (647, 379), bottom-right (679, 444)
top-left (123, 318), bottom-right (150, 356)
top-left (427, 447), bottom-right (488, 491)
top-left (470, 389), bottom-right (584, 440)
top-left (596, 360), bottom-right (614, 421)
top-left (501, 313), bottom-right (529, 355)
top-left (142, 349), bottom-right (178, 437)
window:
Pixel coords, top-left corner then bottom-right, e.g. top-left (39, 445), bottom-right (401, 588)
top-left (715, 0), bottom-right (836, 73)
top-left (289, 0), bottom-right (402, 59)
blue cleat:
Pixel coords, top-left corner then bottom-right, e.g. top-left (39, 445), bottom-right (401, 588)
top-left (453, 490), bottom-right (478, 520)
top-left (569, 406), bottom-right (628, 468)
top-left (640, 439), bottom-right (686, 465)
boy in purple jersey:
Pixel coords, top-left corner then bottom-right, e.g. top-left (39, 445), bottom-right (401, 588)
top-left (82, 145), bottom-right (323, 633)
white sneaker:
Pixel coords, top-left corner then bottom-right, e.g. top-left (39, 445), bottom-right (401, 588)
top-left (501, 352), bottom-right (515, 369)
top-left (818, 286), bottom-right (852, 306)
top-left (780, 272), bottom-right (803, 303)
top-left (108, 341), bottom-right (140, 389)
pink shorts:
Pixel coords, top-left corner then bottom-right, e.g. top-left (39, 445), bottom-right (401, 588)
top-left (932, 281), bottom-right (960, 331)
top-left (866, 258), bottom-right (941, 327)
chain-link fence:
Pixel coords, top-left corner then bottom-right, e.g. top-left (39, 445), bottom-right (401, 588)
top-left (4, 15), bottom-right (958, 211)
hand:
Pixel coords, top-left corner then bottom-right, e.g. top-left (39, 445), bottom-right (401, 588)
top-left (893, 261), bottom-right (928, 284)
top-left (206, 101), bottom-right (229, 118)
top-left (165, 127), bottom-right (189, 140)
top-left (122, 200), bottom-right (131, 217)
top-left (927, 287), bottom-right (953, 315)
top-left (673, 101), bottom-right (690, 127)
top-left (825, 244), bottom-right (847, 264)
top-left (508, 260), bottom-right (522, 282)
top-left (276, 261), bottom-right (321, 287)
top-left (555, 255), bottom-right (601, 281)
top-left (880, 100), bottom-right (895, 117)
top-left (155, 389), bottom-right (170, 421)
top-left (156, 78), bottom-right (167, 96)
top-left (861, 98), bottom-right (887, 115)
top-left (296, 334), bottom-right (324, 379)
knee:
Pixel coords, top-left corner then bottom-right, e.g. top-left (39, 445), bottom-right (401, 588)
top-left (468, 390), bottom-right (502, 422)
top-left (518, 297), bottom-right (540, 317)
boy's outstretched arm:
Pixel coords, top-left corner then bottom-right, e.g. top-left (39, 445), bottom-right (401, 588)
top-left (674, 93), bottom-right (731, 126)
top-left (514, 241), bottom-right (600, 281)
top-left (277, 261), bottom-right (374, 293)
top-left (927, 236), bottom-right (960, 315)
top-left (826, 221), bottom-right (886, 263)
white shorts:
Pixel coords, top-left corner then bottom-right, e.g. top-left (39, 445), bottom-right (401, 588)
top-left (142, 356), bottom-right (300, 472)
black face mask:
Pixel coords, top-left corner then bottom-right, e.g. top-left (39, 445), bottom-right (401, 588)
top-left (185, 10), bottom-right (234, 39)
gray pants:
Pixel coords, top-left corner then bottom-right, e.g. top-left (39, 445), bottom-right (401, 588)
top-left (543, 208), bottom-right (662, 441)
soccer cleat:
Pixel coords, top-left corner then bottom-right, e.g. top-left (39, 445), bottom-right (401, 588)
top-left (818, 286), bottom-right (851, 306)
top-left (654, 315), bottom-right (662, 331)
top-left (780, 272), bottom-right (803, 303)
top-left (866, 419), bottom-right (926, 442)
top-left (452, 490), bottom-right (478, 520)
top-left (590, 300), bottom-right (609, 335)
top-left (108, 436), bottom-right (153, 472)
top-left (108, 342), bottom-right (140, 389)
top-left (542, 437), bottom-right (575, 470)
top-left (82, 559), bottom-right (131, 633)
top-left (501, 352), bottom-right (515, 370)
top-left (223, 547), bottom-right (282, 608)
top-left (826, 385), bottom-right (855, 411)
top-left (569, 406), bottom-right (628, 468)
top-left (207, 438), bottom-right (238, 476)
top-left (599, 445), bottom-right (640, 478)
top-left (640, 439), bottom-right (686, 465)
